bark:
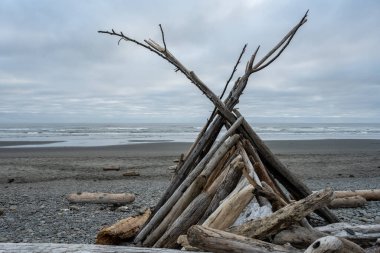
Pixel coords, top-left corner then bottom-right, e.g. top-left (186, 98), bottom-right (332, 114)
top-left (96, 209), bottom-right (151, 245)
top-left (228, 188), bottom-right (334, 239)
top-left (187, 225), bottom-right (301, 253)
top-left (66, 192), bottom-right (135, 204)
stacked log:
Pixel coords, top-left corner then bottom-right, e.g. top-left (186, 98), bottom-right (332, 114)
top-left (95, 10), bottom-right (379, 253)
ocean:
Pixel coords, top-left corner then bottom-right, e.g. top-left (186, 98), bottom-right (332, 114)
top-left (0, 122), bottom-right (380, 148)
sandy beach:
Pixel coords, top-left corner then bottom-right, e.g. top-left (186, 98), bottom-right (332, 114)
top-left (0, 139), bottom-right (379, 244)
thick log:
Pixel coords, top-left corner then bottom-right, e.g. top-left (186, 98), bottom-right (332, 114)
top-left (333, 189), bottom-right (380, 201)
top-left (0, 243), bottom-right (195, 253)
top-left (66, 192), bottom-right (135, 204)
top-left (153, 160), bottom-right (229, 248)
top-left (203, 184), bottom-right (254, 230)
top-left (228, 188), bottom-right (334, 239)
top-left (304, 236), bottom-right (364, 253)
top-left (329, 196), bottom-right (367, 208)
top-left (274, 225), bottom-right (366, 251)
top-left (134, 133), bottom-right (241, 244)
top-left (187, 225), bottom-right (301, 253)
top-left (96, 209), bottom-right (151, 245)
top-left (198, 156), bottom-right (243, 224)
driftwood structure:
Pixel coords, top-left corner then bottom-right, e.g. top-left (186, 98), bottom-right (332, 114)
top-left (78, 10), bottom-right (379, 253)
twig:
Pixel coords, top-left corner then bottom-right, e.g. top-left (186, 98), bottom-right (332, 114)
top-left (159, 24), bottom-right (167, 52)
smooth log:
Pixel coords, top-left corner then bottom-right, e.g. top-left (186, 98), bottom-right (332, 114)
top-left (329, 196), bottom-right (367, 208)
top-left (187, 225), bottom-right (301, 253)
top-left (333, 189), bottom-right (380, 201)
top-left (123, 171), bottom-right (140, 177)
top-left (316, 223), bottom-right (380, 235)
top-left (134, 133), bottom-right (240, 244)
top-left (228, 188), bottom-right (334, 239)
top-left (0, 243), bottom-right (195, 253)
top-left (66, 192), bottom-right (135, 204)
top-left (96, 209), bottom-right (151, 245)
top-left (304, 236), bottom-right (364, 253)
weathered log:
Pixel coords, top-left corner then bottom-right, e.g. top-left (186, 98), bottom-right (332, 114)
top-left (273, 225), bottom-right (366, 251)
top-left (228, 188), bottom-right (334, 239)
top-left (135, 132), bottom-right (241, 244)
top-left (0, 243), bottom-right (196, 253)
top-left (304, 235), bottom-right (365, 253)
top-left (103, 166), bottom-right (120, 171)
top-left (143, 146), bottom-right (234, 247)
top-left (96, 209), bottom-right (151, 245)
top-left (66, 192), bottom-right (135, 204)
top-left (203, 184), bottom-right (254, 230)
top-left (333, 189), bottom-right (380, 201)
top-left (187, 225), bottom-right (301, 253)
top-left (123, 171), bottom-right (140, 177)
top-left (329, 196), bottom-right (367, 208)
top-left (153, 159), bottom-right (229, 248)
top-left (316, 223), bottom-right (380, 235)
top-left (177, 235), bottom-right (201, 252)
top-left (198, 155), bottom-right (243, 224)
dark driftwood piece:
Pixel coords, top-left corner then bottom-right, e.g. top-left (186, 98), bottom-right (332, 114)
top-left (187, 225), bottom-right (301, 253)
top-left (228, 188), bottom-right (334, 239)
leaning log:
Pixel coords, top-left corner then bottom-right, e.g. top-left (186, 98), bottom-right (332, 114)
top-left (96, 209), bottom-right (151, 245)
top-left (228, 188), bottom-right (334, 239)
top-left (187, 225), bottom-right (301, 253)
top-left (66, 192), bottom-right (135, 204)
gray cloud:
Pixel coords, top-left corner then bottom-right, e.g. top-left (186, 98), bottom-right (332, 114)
top-left (0, 0), bottom-right (379, 123)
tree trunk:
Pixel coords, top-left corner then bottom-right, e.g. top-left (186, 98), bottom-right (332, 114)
top-left (187, 225), bottom-right (301, 253)
top-left (228, 188), bottom-right (334, 239)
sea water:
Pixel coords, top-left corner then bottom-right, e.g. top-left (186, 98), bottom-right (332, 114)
top-left (0, 122), bottom-right (380, 147)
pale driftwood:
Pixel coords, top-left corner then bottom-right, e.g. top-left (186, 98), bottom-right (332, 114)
top-left (203, 184), bottom-right (254, 230)
top-left (153, 160), bottom-right (230, 248)
top-left (0, 243), bottom-right (195, 253)
top-left (198, 156), bottom-right (243, 224)
top-left (123, 171), bottom-right (140, 177)
top-left (66, 192), bottom-right (135, 204)
top-left (96, 209), bottom-right (151, 245)
top-left (304, 236), bottom-right (364, 253)
top-left (329, 196), bottom-right (367, 208)
top-left (232, 197), bottom-right (272, 227)
top-left (228, 188), bottom-right (334, 239)
top-left (333, 189), bottom-right (380, 201)
top-left (316, 223), bottom-right (380, 235)
top-left (274, 225), bottom-right (367, 251)
top-left (177, 235), bottom-right (201, 252)
top-left (187, 225), bottom-right (301, 253)
top-left (135, 132), bottom-right (241, 244)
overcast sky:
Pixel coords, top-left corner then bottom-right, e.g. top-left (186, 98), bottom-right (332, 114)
top-left (1, 0), bottom-right (379, 123)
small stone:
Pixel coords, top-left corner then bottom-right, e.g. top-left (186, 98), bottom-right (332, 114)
top-left (69, 205), bottom-right (80, 211)
top-left (9, 205), bottom-right (17, 211)
top-left (349, 174), bottom-right (355, 178)
top-left (0, 237), bottom-right (8, 242)
top-left (116, 206), bottom-right (129, 212)
top-left (0, 208), bottom-right (5, 216)
top-left (40, 205), bottom-right (45, 209)
top-left (138, 207), bottom-right (148, 215)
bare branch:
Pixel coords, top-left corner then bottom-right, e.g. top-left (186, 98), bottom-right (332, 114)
top-left (159, 24), bottom-right (167, 52)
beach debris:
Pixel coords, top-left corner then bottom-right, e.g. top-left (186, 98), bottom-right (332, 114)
top-left (122, 171), bottom-right (140, 177)
top-left (96, 208), bottom-right (151, 245)
top-left (66, 192), bottom-right (135, 204)
top-left (103, 166), bottom-right (120, 171)
top-left (115, 205), bottom-right (129, 212)
top-left (94, 10), bottom-right (377, 253)
top-left (328, 196), bottom-right (367, 209)
top-left (333, 189), bottom-right (380, 201)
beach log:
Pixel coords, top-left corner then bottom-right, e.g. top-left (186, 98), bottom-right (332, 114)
top-left (187, 225), bottom-right (301, 253)
top-left (96, 209), bottom-right (151, 245)
top-left (134, 132), bottom-right (241, 244)
top-left (332, 189), bottom-right (380, 201)
top-left (123, 171), bottom-right (140, 177)
top-left (228, 188), bottom-right (334, 239)
top-left (273, 225), bottom-right (366, 251)
top-left (304, 236), bottom-right (365, 253)
top-left (66, 192), bottom-right (135, 204)
top-left (316, 223), bottom-right (380, 235)
top-left (0, 243), bottom-right (197, 253)
top-left (103, 166), bottom-right (120, 171)
top-left (328, 196), bottom-right (367, 208)
top-left (153, 159), bottom-right (230, 248)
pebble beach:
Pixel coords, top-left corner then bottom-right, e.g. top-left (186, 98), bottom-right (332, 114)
top-left (0, 139), bottom-right (379, 244)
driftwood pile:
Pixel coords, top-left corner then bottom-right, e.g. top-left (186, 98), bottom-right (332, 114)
top-left (94, 12), bottom-right (380, 253)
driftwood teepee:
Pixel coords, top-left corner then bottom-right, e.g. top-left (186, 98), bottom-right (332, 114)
top-left (96, 12), bottom-right (374, 253)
